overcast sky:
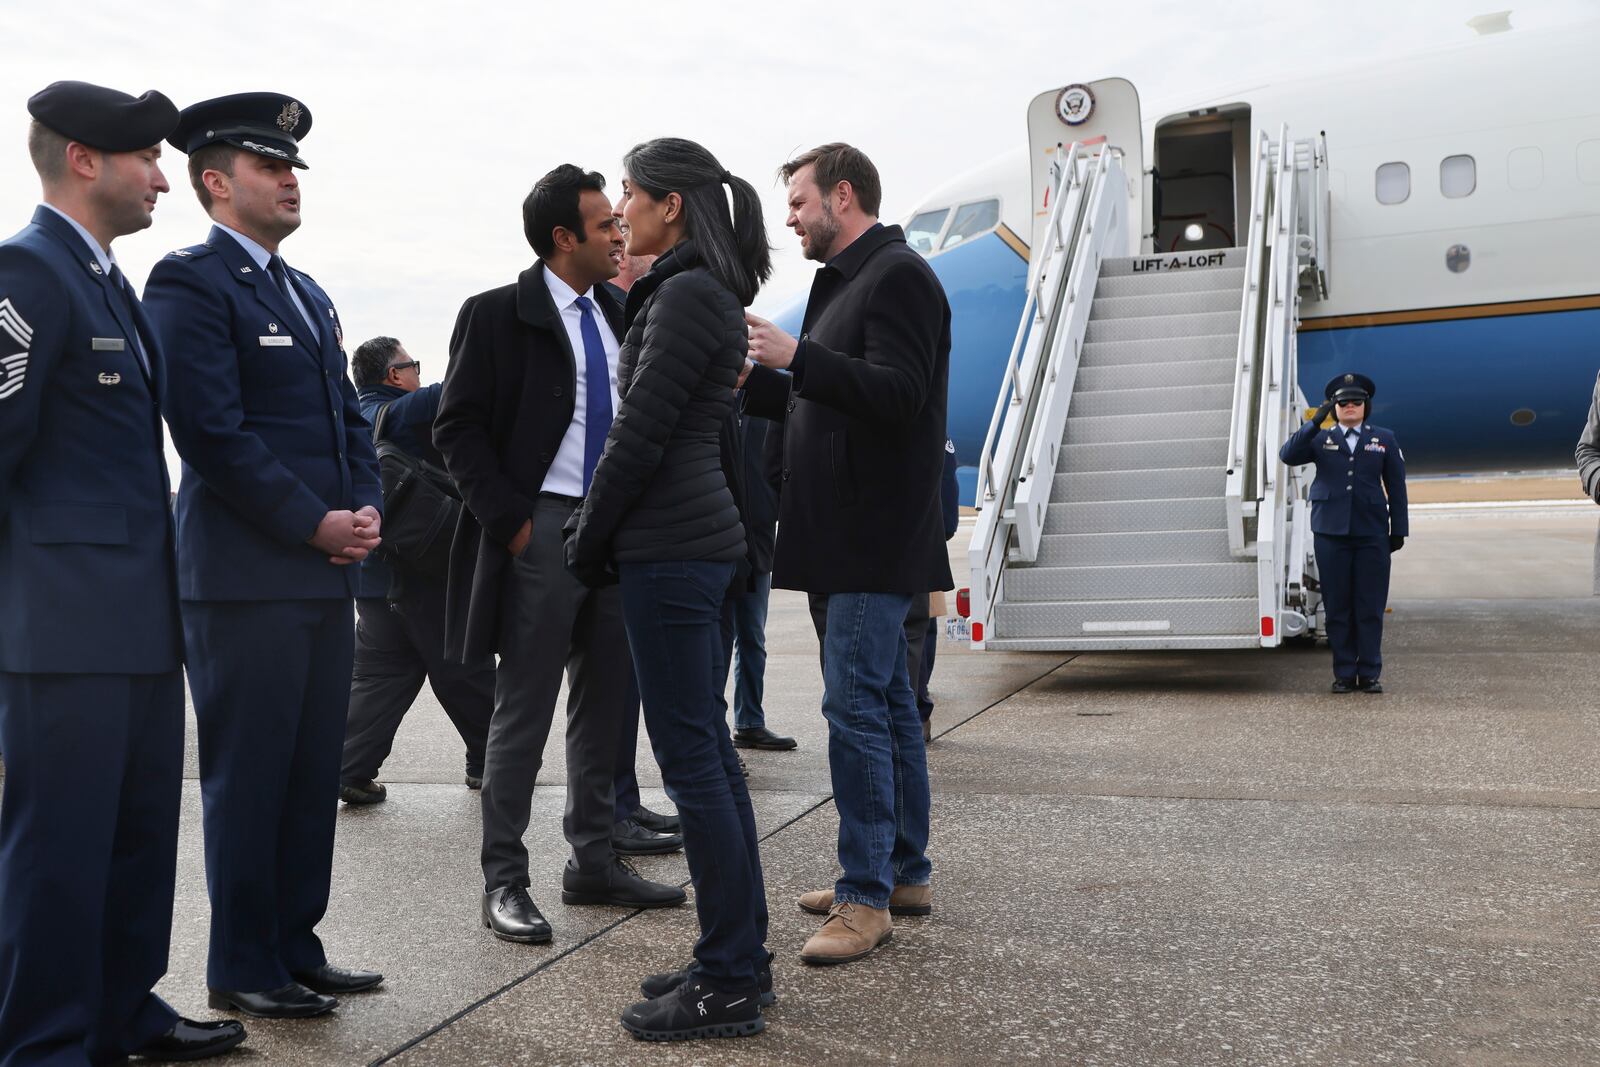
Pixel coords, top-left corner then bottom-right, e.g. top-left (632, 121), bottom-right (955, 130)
top-left (4, 0), bottom-right (1593, 390)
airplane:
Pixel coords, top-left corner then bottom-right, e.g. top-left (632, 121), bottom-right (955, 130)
top-left (764, 16), bottom-right (1600, 503)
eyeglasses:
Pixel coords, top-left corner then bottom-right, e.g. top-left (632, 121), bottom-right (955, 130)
top-left (1335, 398), bottom-right (1364, 406)
top-left (389, 360), bottom-right (421, 375)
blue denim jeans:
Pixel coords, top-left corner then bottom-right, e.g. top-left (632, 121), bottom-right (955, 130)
top-left (730, 573), bottom-right (772, 730)
top-left (818, 592), bottom-right (933, 909)
top-left (619, 560), bottom-right (768, 990)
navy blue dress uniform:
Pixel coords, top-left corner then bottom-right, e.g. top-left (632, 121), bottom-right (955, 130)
top-left (1280, 373), bottom-right (1410, 691)
top-left (0, 83), bottom-right (246, 1065)
top-left (142, 95), bottom-right (383, 1012)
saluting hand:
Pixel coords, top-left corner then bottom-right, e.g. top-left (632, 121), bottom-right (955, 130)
top-left (1312, 401), bottom-right (1334, 426)
top-left (745, 313), bottom-right (797, 370)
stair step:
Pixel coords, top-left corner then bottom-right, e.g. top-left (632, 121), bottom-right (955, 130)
top-left (1057, 437), bottom-right (1229, 472)
top-left (1077, 357), bottom-right (1236, 392)
top-left (983, 634), bottom-right (1263, 651)
top-left (1095, 267), bottom-right (1246, 299)
top-left (1045, 496), bottom-right (1227, 535)
top-left (1062, 409), bottom-right (1229, 446)
top-left (993, 595), bottom-right (1259, 638)
top-left (1053, 466), bottom-right (1225, 501)
top-left (1005, 561), bottom-right (1257, 602)
top-left (1080, 334), bottom-right (1238, 368)
top-left (1030, 528), bottom-right (1236, 567)
top-left (1086, 310), bottom-right (1240, 345)
top-left (1099, 248), bottom-right (1248, 277)
top-left (1089, 289), bottom-right (1242, 321)
top-left (1070, 383), bottom-right (1233, 418)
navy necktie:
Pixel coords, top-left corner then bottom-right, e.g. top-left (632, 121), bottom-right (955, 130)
top-left (268, 254), bottom-right (318, 341)
top-left (574, 296), bottom-right (613, 493)
top-left (106, 264), bottom-right (149, 374)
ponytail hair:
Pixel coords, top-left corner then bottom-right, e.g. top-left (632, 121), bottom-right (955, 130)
top-left (622, 137), bottom-right (772, 307)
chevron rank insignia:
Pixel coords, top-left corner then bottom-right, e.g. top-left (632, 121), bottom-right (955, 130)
top-left (0, 298), bottom-right (33, 400)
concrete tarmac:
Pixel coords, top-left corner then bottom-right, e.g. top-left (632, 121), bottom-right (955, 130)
top-left (7, 500), bottom-right (1600, 1064)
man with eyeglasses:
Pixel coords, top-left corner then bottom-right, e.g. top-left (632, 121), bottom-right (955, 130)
top-left (339, 336), bottom-right (495, 804)
top-left (1280, 373), bottom-right (1409, 694)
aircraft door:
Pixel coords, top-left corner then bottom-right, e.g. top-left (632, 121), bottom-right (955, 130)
top-left (1025, 78), bottom-right (1143, 260)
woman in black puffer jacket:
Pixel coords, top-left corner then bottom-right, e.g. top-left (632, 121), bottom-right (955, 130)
top-left (567, 137), bottom-right (774, 1043)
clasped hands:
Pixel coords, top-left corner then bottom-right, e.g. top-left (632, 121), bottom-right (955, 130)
top-left (308, 506), bottom-right (382, 565)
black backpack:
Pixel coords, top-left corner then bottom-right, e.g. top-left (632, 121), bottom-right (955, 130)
top-left (371, 402), bottom-right (461, 578)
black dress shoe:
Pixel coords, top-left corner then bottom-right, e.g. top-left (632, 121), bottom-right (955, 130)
top-left (206, 983), bottom-right (334, 1019)
top-left (732, 726), bottom-right (797, 751)
top-left (1330, 677), bottom-right (1357, 693)
top-left (1357, 677), bottom-right (1384, 694)
top-left (131, 1017), bottom-right (246, 1061)
top-left (465, 773), bottom-right (483, 790)
top-left (629, 805), bottom-right (680, 834)
top-left (642, 950), bottom-right (776, 1006)
top-left (612, 816), bottom-right (683, 856)
top-left (482, 884), bottom-right (552, 943)
top-left (290, 963), bottom-right (383, 994)
top-left (562, 858), bottom-right (687, 909)
top-left (339, 779), bottom-right (386, 805)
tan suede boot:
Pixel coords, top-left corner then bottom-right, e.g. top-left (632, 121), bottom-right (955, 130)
top-left (799, 901), bottom-right (893, 965)
top-left (798, 884), bottom-right (932, 917)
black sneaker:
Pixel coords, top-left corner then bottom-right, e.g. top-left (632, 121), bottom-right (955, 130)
top-left (641, 951), bottom-right (775, 1006)
top-left (621, 977), bottom-right (764, 1041)
top-left (1357, 677), bottom-right (1384, 694)
top-left (1330, 677), bottom-right (1357, 694)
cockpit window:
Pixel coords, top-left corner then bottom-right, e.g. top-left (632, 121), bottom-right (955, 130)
top-left (941, 199), bottom-right (1001, 249)
top-left (906, 208), bottom-right (949, 254)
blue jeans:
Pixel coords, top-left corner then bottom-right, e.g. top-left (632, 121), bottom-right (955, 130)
top-left (619, 560), bottom-right (768, 990)
top-left (730, 573), bottom-right (772, 730)
top-left (818, 592), bottom-right (933, 909)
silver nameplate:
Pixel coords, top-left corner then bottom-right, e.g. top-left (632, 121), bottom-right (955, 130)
top-left (259, 336), bottom-right (294, 347)
top-left (91, 337), bottom-right (126, 351)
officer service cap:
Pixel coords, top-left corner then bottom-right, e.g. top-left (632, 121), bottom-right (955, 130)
top-left (1324, 372), bottom-right (1376, 403)
top-left (26, 80), bottom-right (179, 152)
top-left (170, 92), bottom-right (312, 169)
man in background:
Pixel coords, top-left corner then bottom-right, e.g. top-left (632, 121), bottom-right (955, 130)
top-left (339, 336), bottom-right (495, 804)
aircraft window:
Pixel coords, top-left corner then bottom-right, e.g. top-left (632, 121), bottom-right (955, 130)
top-left (1579, 140), bottom-right (1600, 185)
top-left (1375, 162), bottom-right (1410, 205)
top-left (941, 199), bottom-right (1001, 250)
top-left (905, 209), bottom-right (950, 254)
top-left (1440, 155), bottom-right (1475, 198)
top-left (1507, 147), bottom-right (1543, 191)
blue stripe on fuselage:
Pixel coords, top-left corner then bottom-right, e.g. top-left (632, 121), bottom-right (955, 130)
top-left (1298, 307), bottom-right (1600, 473)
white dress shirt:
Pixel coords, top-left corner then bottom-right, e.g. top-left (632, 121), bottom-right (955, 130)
top-left (540, 268), bottom-right (621, 498)
top-left (1340, 422), bottom-right (1367, 453)
top-left (211, 222), bottom-right (320, 341)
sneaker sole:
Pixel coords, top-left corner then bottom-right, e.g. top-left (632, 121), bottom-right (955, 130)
top-left (482, 919), bottom-right (552, 944)
top-left (799, 929), bottom-right (893, 966)
top-left (561, 890), bottom-right (687, 909)
top-left (798, 900), bottom-right (931, 917)
top-left (623, 1016), bottom-right (766, 1041)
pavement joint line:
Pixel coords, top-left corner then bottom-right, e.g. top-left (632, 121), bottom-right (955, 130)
top-left (369, 654), bottom-right (1070, 1062)
top-left (930, 787), bottom-right (1600, 812)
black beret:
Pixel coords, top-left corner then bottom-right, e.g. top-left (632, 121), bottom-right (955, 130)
top-left (1324, 372), bottom-right (1377, 403)
top-left (170, 92), bottom-right (313, 169)
top-left (27, 81), bottom-right (178, 152)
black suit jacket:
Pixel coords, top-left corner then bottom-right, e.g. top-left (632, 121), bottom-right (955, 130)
top-left (434, 261), bottom-right (624, 659)
top-left (744, 224), bottom-right (953, 594)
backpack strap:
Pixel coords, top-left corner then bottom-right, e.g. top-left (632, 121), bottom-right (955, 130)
top-left (372, 399), bottom-right (395, 444)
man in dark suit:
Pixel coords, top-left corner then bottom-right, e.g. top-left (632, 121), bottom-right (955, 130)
top-left (0, 82), bottom-right (246, 1063)
top-left (338, 335), bottom-right (494, 805)
top-left (144, 93), bottom-right (384, 1020)
top-left (743, 143), bottom-right (951, 965)
top-left (435, 164), bottom-right (682, 946)
top-left (1280, 373), bottom-right (1409, 693)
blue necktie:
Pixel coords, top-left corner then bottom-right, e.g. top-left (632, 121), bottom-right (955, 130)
top-left (574, 296), bottom-right (613, 493)
top-left (268, 254), bottom-right (319, 342)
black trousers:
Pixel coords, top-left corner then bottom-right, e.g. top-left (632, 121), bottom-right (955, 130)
top-left (0, 671), bottom-right (183, 1064)
top-left (342, 575), bottom-right (494, 784)
top-left (481, 498), bottom-right (630, 890)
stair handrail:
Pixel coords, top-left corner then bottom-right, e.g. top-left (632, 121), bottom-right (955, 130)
top-left (1222, 130), bottom-right (1276, 556)
top-left (1010, 146), bottom-right (1124, 562)
top-left (968, 143), bottom-right (1100, 645)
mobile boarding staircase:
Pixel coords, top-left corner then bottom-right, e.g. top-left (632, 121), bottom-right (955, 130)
top-left (967, 130), bottom-right (1331, 651)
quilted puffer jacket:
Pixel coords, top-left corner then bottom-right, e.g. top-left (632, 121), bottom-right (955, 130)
top-left (571, 240), bottom-right (747, 566)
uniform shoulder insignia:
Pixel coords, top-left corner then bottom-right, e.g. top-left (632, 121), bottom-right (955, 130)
top-left (0, 297), bottom-right (35, 402)
top-left (166, 244), bottom-right (213, 261)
